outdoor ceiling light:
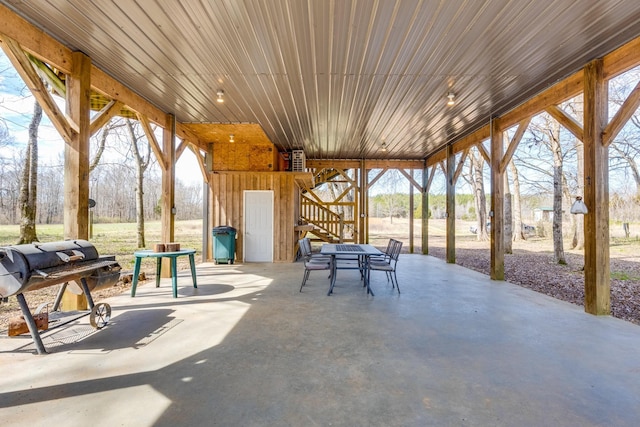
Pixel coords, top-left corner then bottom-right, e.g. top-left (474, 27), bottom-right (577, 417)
top-left (380, 142), bottom-right (387, 152)
top-left (447, 91), bottom-right (455, 106)
top-left (229, 134), bottom-right (234, 143)
top-left (216, 89), bottom-right (225, 103)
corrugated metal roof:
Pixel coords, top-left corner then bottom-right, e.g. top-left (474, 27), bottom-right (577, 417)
top-left (3, 0), bottom-right (640, 159)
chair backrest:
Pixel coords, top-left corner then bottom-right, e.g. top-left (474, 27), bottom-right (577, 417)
top-left (301, 237), bottom-right (313, 256)
top-left (389, 239), bottom-right (402, 262)
top-left (299, 239), bottom-right (311, 259)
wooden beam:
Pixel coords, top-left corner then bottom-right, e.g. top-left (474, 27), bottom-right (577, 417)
top-left (499, 118), bottom-right (531, 173)
top-left (0, 4), bottom-right (73, 74)
top-left (137, 113), bottom-right (168, 171)
top-left (90, 100), bottom-right (124, 136)
top-left (446, 143), bottom-right (455, 264)
top-left (602, 79), bottom-right (640, 146)
top-left (306, 159), bottom-right (424, 170)
top-left (583, 59), bottom-right (610, 315)
top-left (545, 105), bottom-right (584, 141)
top-left (64, 51), bottom-right (91, 241)
top-left (500, 71), bottom-right (584, 131)
top-left (175, 138), bottom-right (189, 161)
top-left (452, 148), bottom-right (469, 184)
top-left (397, 168), bottom-right (423, 192)
top-left (427, 149), bottom-right (447, 167)
top-left (0, 36), bottom-right (76, 143)
top-left (603, 34), bottom-right (640, 80)
top-left (490, 118), bottom-right (505, 280)
top-left (189, 145), bottom-right (209, 185)
top-left (368, 168), bottom-right (388, 188)
top-left (425, 165), bottom-right (437, 192)
top-left (477, 141), bottom-right (491, 164)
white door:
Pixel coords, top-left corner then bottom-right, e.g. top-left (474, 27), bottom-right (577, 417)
top-left (244, 190), bottom-right (274, 262)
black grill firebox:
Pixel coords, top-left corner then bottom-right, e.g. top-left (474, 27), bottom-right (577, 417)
top-left (0, 239), bottom-right (121, 354)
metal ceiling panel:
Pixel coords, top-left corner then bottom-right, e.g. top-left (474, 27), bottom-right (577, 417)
top-left (3, 0), bottom-right (640, 160)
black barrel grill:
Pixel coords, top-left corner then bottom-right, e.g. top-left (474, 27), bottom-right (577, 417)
top-left (0, 239), bottom-right (121, 354)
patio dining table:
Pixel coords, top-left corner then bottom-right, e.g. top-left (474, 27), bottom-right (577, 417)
top-left (321, 243), bottom-right (382, 296)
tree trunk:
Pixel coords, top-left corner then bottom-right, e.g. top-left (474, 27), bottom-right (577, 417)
top-left (504, 170), bottom-right (513, 254)
top-left (509, 161), bottom-right (525, 240)
top-left (126, 119), bottom-right (149, 248)
top-left (18, 101), bottom-right (42, 244)
top-left (550, 121), bottom-right (566, 264)
top-left (136, 162), bottom-right (145, 247)
top-left (470, 150), bottom-right (488, 241)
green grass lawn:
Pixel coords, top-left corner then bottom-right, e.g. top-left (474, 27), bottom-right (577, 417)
top-left (0, 220), bottom-right (205, 270)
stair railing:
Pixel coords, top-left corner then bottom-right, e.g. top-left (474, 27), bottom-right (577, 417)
top-left (300, 194), bottom-right (343, 242)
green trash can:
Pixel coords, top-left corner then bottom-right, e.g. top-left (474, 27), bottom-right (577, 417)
top-left (212, 226), bottom-right (237, 264)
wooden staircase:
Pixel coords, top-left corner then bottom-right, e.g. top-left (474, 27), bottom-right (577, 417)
top-left (299, 166), bottom-right (359, 243)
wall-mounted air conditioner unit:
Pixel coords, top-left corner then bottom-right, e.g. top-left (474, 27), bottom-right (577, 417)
top-left (291, 150), bottom-right (306, 172)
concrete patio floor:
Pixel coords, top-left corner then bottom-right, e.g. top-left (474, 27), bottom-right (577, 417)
top-left (1, 254), bottom-right (640, 426)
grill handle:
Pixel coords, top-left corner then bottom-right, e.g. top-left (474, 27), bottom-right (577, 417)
top-left (56, 250), bottom-right (86, 263)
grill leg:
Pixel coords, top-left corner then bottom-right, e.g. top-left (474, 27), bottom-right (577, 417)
top-left (16, 293), bottom-right (47, 355)
top-left (52, 282), bottom-right (68, 312)
top-left (80, 278), bottom-right (95, 310)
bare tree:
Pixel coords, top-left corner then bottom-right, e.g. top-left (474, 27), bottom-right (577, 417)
top-left (508, 161), bottom-right (525, 241)
top-left (17, 100), bottom-right (42, 244)
top-left (466, 147), bottom-right (489, 241)
top-left (124, 119), bottom-right (153, 248)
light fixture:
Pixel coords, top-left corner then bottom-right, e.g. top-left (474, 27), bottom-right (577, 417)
top-left (380, 142), bottom-right (387, 152)
top-left (447, 91), bottom-right (455, 106)
top-left (229, 134), bottom-right (234, 143)
top-left (216, 89), bottom-right (225, 103)
top-left (570, 196), bottom-right (588, 214)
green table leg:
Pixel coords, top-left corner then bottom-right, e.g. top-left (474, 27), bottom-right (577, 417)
top-left (156, 257), bottom-right (162, 288)
top-left (131, 257), bottom-right (142, 297)
top-left (189, 253), bottom-right (198, 288)
top-left (171, 256), bottom-right (178, 298)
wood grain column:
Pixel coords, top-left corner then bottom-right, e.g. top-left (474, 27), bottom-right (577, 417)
top-left (446, 143), bottom-right (455, 263)
top-left (61, 51), bottom-right (91, 310)
top-left (161, 114), bottom-right (176, 277)
top-left (583, 59), bottom-right (610, 315)
top-left (490, 118), bottom-right (504, 280)
top-left (64, 51), bottom-right (91, 241)
top-left (359, 160), bottom-right (367, 244)
top-left (421, 165), bottom-right (429, 255)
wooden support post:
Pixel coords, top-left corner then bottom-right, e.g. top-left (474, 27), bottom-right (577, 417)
top-left (422, 166), bottom-right (429, 255)
top-left (161, 114), bottom-right (176, 277)
top-left (359, 160), bottom-right (367, 244)
top-left (64, 51), bottom-right (91, 241)
top-left (61, 52), bottom-right (91, 310)
top-left (446, 144), bottom-right (455, 263)
top-left (583, 59), bottom-right (610, 315)
top-left (490, 118), bottom-right (505, 280)
top-left (409, 169), bottom-right (414, 253)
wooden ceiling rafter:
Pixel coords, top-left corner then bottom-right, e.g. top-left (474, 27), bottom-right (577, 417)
top-left (0, 35), bottom-right (76, 143)
top-left (137, 113), bottom-right (168, 171)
